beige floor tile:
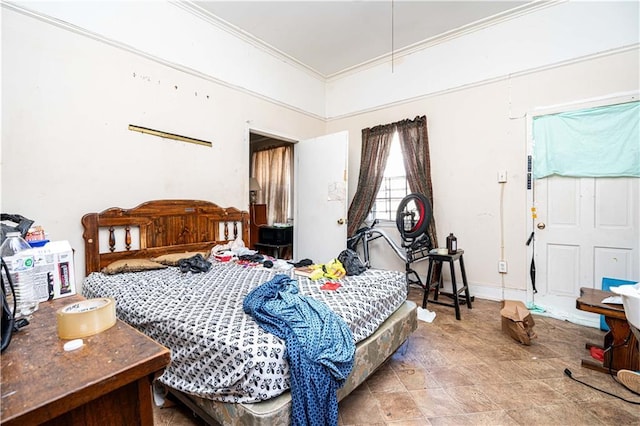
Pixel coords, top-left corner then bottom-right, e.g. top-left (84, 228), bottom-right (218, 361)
top-left (427, 410), bottom-right (520, 426)
top-left (434, 346), bottom-right (484, 364)
top-left (484, 359), bottom-right (540, 381)
top-left (367, 367), bottom-right (406, 393)
top-left (455, 362), bottom-right (510, 386)
top-left (511, 357), bottom-right (565, 379)
top-left (441, 385), bottom-right (500, 413)
top-left (540, 376), bottom-right (611, 403)
top-left (338, 390), bottom-right (386, 424)
top-left (581, 399), bottom-right (640, 424)
top-left (415, 349), bottom-right (452, 369)
top-left (386, 419), bottom-right (432, 426)
top-left (373, 391), bottom-right (425, 422)
top-left (424, 366), bottom-right (476, 387)
top-left (480, 379), bottom-right (569, 410)
top-left (395, 367), bottom-right (442, 391)
top-left (409, 388), bottom-right (467, 418)
top-left (505, 402), bottom-right (604, 425)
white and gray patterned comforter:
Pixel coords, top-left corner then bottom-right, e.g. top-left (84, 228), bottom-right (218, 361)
top-left (82, 261), bottom-right (406, 403)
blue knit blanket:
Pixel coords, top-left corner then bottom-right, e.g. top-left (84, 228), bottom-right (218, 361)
top-left (243, 274), bottom-right (355, 426)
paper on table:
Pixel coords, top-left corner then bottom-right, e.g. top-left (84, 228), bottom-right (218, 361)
top-left (602, 296), bottom-right (623, 304)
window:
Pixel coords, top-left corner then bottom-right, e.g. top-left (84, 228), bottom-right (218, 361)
top-left (348, 115), bottom-right (431, 240)
top-left (369, 131), bottom-right (409, 221)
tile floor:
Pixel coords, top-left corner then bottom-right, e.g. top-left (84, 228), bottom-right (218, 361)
top-left (154, 287), bottom-right (640, 425)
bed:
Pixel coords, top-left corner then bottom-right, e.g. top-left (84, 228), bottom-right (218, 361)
top-left (80, 199), bottom-right (417, 425)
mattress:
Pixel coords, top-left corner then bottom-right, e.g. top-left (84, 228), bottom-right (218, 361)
top-left (179, 299), bottom-right (418, 426)
top-left (82, 261), bottom-right (407, 403)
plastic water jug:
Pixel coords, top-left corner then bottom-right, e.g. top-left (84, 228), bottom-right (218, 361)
top-left (1, 232), bottom-right (39, 320)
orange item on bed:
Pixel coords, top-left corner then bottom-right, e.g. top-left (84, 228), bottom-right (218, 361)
top-left (321, 282), bottom-right (341, 291)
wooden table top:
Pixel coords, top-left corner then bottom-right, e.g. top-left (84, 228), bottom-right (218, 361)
top-left (426, 249), bottom-right (465, 261)
top-left (1, 295), bottom-right (171, 425)
top-left (576, 287), bottom-right (627, 320)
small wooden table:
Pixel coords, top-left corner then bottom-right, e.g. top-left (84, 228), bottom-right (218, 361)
top-left (576, 287), bottom-right (639, 373)
top-left (1, 295), bottom-right (171, 425)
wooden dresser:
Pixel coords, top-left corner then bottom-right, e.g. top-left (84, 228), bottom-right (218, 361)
top-left (0, 295), bottom-right (171, 425)
top-left (576, 287), bottom-right (639, 373)
top-left (249, 203), bottom-right (267, 249)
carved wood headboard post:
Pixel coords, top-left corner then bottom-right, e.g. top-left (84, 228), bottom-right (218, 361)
top-left (81, 212), bottom-right (100, 275)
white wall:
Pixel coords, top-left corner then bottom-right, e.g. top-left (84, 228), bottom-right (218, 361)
top-left (328, 48), bottom-right (640, 302)
top-left (1, 8), bottom-right (326, 284)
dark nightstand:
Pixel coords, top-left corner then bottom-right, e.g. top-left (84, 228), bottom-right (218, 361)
top-left (255, 225), bottom-right (293, 259)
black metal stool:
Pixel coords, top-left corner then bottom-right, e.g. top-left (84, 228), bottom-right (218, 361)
top-left (422, 249), bottom-right (473, 320)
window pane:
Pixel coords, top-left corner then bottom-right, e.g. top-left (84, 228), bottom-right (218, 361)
top-left (371, 132), bottom-right (408, 221)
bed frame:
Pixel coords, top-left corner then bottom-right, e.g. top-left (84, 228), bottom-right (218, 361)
top-left (81, 199), bottom-right (417, 426)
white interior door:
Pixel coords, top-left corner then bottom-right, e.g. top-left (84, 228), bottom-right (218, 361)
top-left (532, 175), bottom-right (639, 325)
top-left (293, 131), bottom-right (348, 263)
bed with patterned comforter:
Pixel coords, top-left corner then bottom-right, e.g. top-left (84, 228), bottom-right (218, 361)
top-left (82, 260), bottom-right (407, 404)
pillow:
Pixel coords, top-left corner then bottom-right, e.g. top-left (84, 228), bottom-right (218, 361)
top-left (151, 251), bottom-right (210, 266)
top-left (101, 258), bottom-right (167, 275)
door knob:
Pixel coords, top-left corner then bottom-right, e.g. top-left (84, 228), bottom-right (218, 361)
top-left (537, 222), bottom-right (546, 230)
top-left (337, 218), bottom-right (346, 225)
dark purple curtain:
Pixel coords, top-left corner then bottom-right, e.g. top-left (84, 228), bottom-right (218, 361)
top-left (397, 116), bottom-right (438, 248)
top-left (347, 123), bottom-right (395, 237)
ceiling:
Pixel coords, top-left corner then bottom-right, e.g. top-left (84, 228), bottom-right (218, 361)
top-left (192, 0), bottom-right (533, 77)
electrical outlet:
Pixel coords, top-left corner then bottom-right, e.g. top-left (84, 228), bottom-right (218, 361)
top-left (498, 170), bottom-right (507, 183)
top-left (498, 260), bottom-right (508, 273)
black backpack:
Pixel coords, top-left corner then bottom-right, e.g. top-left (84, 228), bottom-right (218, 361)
top-left (338, 249), bottom-right (367, 276)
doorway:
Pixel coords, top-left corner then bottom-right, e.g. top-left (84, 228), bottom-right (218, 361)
top-left (249, 131), bottom-right (295, 252)
top-left (248, 129), bottom-right (350, 262)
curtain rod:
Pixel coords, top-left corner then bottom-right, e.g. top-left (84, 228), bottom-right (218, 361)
top-left (128, 124), bottom-right (212, 147)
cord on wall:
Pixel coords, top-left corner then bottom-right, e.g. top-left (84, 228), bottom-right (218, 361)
top-left (499, 173), bottom-right (506, 299)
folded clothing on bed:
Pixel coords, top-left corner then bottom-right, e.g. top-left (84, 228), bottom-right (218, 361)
top-left (82, 261), bottom-right (406, 403)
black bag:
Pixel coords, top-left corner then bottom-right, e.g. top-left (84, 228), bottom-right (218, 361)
top-left (1, 213), bottom-right (33, 243)
top-left (338, 249), bottom-right (367, 276)
top-left (1, 259), bottom-right (16, 352)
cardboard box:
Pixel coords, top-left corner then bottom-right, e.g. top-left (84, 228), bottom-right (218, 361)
top-left (500, 300), bottom-right (537, 345)
top-left (30, 240), bottom-right (76, 301)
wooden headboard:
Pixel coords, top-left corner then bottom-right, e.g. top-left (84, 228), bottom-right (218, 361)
top-left (82, 199), bottom-right (249, 275)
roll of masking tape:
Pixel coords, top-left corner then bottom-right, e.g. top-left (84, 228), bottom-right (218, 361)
top-left (56, 298), bottom-right (117, 339)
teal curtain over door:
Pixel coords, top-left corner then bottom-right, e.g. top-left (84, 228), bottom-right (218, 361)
top-left (533, 101), bottom-right (640, 179)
